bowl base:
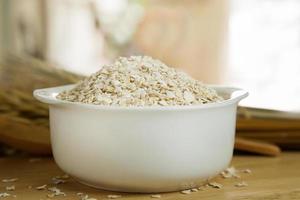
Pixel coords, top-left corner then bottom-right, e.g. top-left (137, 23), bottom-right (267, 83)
top-left (73, 177), bottom-right (209, 193)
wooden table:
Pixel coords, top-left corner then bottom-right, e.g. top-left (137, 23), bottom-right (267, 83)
top-left (0, 153), bottom-right (300, 200)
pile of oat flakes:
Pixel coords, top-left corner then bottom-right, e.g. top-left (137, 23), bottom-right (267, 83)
top-left (57, 56), bottom-right (223, 106)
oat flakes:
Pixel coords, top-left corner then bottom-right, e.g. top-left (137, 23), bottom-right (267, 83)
top-left (58, 56), bottom-right (223, 106)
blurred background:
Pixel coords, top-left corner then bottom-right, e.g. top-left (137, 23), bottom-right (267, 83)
top-left (0, 0), bottom-right (300, 155)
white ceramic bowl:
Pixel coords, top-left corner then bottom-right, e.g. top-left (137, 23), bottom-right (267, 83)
top-left (34, 85), bottom-right (247, 193)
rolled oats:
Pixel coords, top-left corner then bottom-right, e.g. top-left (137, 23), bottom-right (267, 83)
top-left (235, 181), bottom-right (248, 187)
top-left (0, 193), bottom-right (10, 198)
top-left (76, 193), bottom-right (97, 200)
top-left (5, 185), bottom-right (15, 191)
top-left (52, 177), bottom-right (66, 185)
top-left (58, 56), bottom-right (223, 106)
top-left (180, 189), bottom-right (192, 194)
top-left (150, 194), bottom-right (161, 198)
top-left (47, 187), bottom-right (66, 197)
top-left (36, 185), bottom-right (47, 190)
top-left (1, 178), bottom-right (18, 183)
top-left (208, 182), bottom-right (223, 189)
top-left (242, 169), bottom-right (252, 174)
top-left (221, 166), bottom-right (241, 179)
top-left (107, 194), bottom-right (122, 199)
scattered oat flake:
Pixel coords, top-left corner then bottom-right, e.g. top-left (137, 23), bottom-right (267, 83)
top-left (54, 174), bottom-right (69, 179)
top-left (36, 185), bottom-right (47, 190)
top-left (61, 174), bottom-right (70, 179)
top-left (48, 187), bottom-right (58, 192)
top-left (47, 193), bottom-right (55, 198)
top-left (191, 188), bottom-right (198, 192)
top-left (80, 194), bottom-right (97, 200)
top-left (150, 194), bottom-right (161, 198)
top-left (107, 194), bottom-right (122, 199)
top-left (47, 187), bottom-right (66, 197)
top-left (180, 189), bottom-right (192, 194)
top-left (52, 177), bottom-right (66, 185)
top-left (2, 178), bottom-right (18, 183)
top-left (221, 166), bottom-right (240, 179)
top-left (235, 181), bottom-right (248, 187)
top-left (5, 185), bottom-right (15, 191)
top-left (0, 193), bottom-right (10, 198)
top-left (208, 182), bottom-right (223, 189)
top-left (242, 169), bottom-right (252, 174)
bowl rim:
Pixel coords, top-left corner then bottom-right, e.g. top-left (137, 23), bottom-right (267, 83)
top-left (33, 84), bottom-right (248, 111)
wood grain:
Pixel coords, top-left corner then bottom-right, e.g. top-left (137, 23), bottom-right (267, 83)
top-left (0, 115), bottom-right (51, 155)
top-left (0, 153), bottom-right (299, 200)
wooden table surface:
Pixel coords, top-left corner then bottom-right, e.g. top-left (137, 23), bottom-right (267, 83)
top-left (0, 153), bottom-right (300, 200)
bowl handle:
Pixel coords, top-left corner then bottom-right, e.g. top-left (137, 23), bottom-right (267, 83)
top-left (231, 89), bottom-right (249, 103)
top-left (33, 84), bottom-right (75, 105)
top-left (33, 88), bottom-right (60, 105)
top-left (211, 85), bottom-right (249, 103)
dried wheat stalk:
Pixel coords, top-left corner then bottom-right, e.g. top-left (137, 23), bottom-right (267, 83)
top-left (0, 55), bottom-right (83, 126)
top-left (0, 55), bottom-right (83, 154)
